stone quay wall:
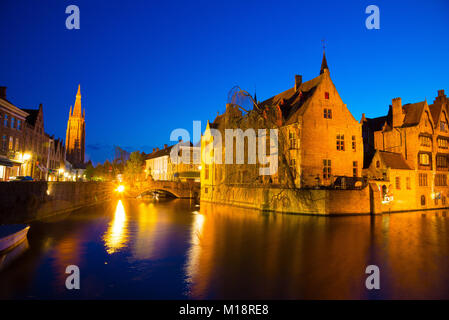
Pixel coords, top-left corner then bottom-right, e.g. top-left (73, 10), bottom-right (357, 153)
top-left (201, 184), bottom-right (375, 215)
top-left (0, 182), bottom-right (114, 224)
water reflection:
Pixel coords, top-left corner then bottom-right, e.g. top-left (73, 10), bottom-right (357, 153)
top-left (185, 211), bottom-right (205, 296)
top-left (103, 200), bottom-right (129, 254)
top-left (0, 200), bottom-right (448, 299)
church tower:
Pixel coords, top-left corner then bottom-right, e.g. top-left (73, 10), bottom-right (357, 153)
top-left (65, 84), bottom-right (86, 167)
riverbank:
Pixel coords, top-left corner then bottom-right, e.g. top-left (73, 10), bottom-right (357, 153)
top-left (0, 182), bottom-right (114, 224)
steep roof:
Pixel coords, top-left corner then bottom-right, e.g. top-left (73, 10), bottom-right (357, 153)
top-left (379, 151), bottom-right (412, 170)
top-left (402, 101), bottom-right (427, 127)
top-left (258, 73), bottom-right (324, 124)
top-left (21, 108), bottom-right (39, 126)
top-left (364, 115), bottom-right (388, 132)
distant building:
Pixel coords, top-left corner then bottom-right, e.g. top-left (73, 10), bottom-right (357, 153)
top-left (145, 142), bottom-right (200, 182)
top-left (0, 86), bottom-right (29, 180)
top-left (66, 85), bottom-right (86, 167)
top-left (362, 89), bottom-right (449, 210)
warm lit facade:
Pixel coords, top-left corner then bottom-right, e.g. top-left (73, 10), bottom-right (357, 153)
top-left (66, 85), bottom-right (86, 168)
top-left (362, 89), bottom-right (449, 211)
top-left (145, 142), bottom-right (200, 182)
top-left (201, 52), bottom-right (364, 202)
top-left (0, 86), bottom-right (29, 180)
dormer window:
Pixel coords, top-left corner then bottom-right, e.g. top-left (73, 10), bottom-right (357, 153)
top-left (324, 92), bottom-right (329, 99)
top-left (440, 121), bottom-right (447, 132)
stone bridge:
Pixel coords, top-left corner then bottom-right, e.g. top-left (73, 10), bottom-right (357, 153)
top-left (126, 180), bottom-right (200, 199)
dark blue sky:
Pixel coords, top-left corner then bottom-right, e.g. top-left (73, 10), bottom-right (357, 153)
top-left (1, 0), bottom-right (448, 163)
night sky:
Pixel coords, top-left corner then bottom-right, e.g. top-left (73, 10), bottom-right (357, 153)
top-left (1, 0), bottom-right (448, 163)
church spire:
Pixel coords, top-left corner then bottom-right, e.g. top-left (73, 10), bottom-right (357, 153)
top-left (73, 84), bottom-right (82, 117)
top-left (320, 50), bottom-right (329, 75)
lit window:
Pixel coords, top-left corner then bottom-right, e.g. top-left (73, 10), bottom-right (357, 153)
top-left (352, 136), bottom-right (356, 151)
top-left (419, 153), bottom-right (431, 166)
top-left (395, 176), bottom-right (400, 189)
top-left (8, 136), bottom-right (14, 150)
top-left (376, 160), bottom-right (380, 168)
top-left (406, 177), bottom-right (411, 189)
top-left (441, 121), bottom-right (447, 132)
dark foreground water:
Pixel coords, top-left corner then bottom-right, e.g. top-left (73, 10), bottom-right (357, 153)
top-left (1, 199), bottom-right (449, 299)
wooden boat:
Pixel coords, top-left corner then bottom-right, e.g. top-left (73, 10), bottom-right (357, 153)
top-left (0, 224), bottom-right (30, 253)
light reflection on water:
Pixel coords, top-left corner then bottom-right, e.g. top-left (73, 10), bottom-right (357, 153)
top-left (103, 200), bottom-right (129, 254)
top-left (0, 199), bottom-right (448, 299)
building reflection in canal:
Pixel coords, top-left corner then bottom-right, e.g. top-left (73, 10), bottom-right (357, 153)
top-left (0, 199), bottom-right (449, 299)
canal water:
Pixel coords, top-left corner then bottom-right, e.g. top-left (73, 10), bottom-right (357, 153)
top-left (1, 199), bottom-right (449, 299)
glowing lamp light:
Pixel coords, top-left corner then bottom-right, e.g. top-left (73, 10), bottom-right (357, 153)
top-left (23, 153), bottom-right (31, 161)
top-left (116, 185), bottom-right (125, 193)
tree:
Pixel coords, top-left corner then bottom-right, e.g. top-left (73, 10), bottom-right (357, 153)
top-left (124, 151), bottom-right (145, 183)
top-left (85, 161), bottom-right (95, 180)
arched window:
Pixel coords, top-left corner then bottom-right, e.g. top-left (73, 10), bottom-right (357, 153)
top-left (376, 161), bottom-right (380, 168)
top-left (421, 195), bottom-right (426, 206)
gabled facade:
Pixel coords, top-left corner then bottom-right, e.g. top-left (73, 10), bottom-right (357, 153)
top-left (362, 90), bottom-right (449, 210)
top-left (201, 52), bottom-right (364, 202)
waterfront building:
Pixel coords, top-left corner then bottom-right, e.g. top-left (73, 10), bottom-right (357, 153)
top-left (201, 52), bottom-right (364, 204)
top-left (0, 87), bottom-right (29, 180)
top-left (65, 85), bottom-right (86, 168)
top-left (21, 103), bottom-right (52, 180)
top-left (362, 89), bottom-right (449, 211)
top-left (145, 142), bottom-right (200, 182)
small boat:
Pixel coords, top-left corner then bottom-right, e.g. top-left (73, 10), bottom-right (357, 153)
top-left (0, 224), bottom-right (30, 253)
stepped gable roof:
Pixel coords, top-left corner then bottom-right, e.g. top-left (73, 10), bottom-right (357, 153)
top-left (379, 151), bottom-right (412, 170)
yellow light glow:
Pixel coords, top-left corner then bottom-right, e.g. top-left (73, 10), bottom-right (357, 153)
top-left (23, 153), bottom-right (31, 161)
top-left (103, 200), bottom-right (128, 254)
top-left (116, 185), bottom-right (125, 193)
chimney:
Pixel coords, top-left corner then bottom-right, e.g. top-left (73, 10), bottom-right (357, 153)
top-left (392, 97), bottom-right (403, 128)
top-left (0, 86), bottom-right (6, 99)
top-left (438, 89), bottom-right (446, 97)
top-left (164, 144), bottom-right (168, 149)
top-left (152, 148), bottom-right (156, 153)
top-left (295, 75), bottom-right (302, 91)
top-left (156, 147), bottom-right (159, 151)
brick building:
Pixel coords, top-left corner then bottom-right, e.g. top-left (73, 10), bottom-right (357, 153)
top-left (362, 89), bottom-right (449, 210)
top-left (201, 52), bottom-right (364, 201)
top-left (0, 87), bottom-right (28, 180)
